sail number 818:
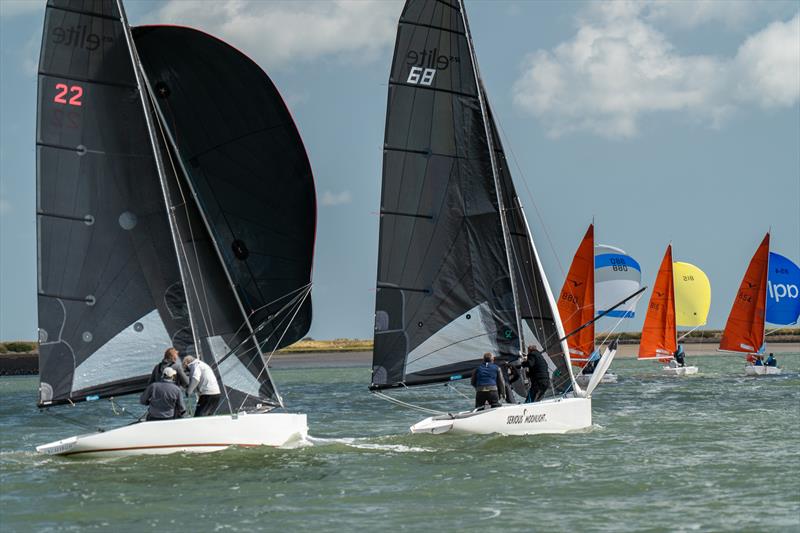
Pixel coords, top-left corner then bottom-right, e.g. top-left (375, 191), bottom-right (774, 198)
top-left (407, 67), bottom-right (436, 86)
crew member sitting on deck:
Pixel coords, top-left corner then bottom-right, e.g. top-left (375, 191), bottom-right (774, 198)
top-left (140, 367), bottom-right (186, 421)
top-left (526, 346), bottom-right (551, 403)
top-left (765, 353), bottom-right (777, 367)
top-left (148, 347), bottom-right (189, 389)
top-left (673, 344), bottom-right (686, 367)
top-left (183, 356), bottom-right (222, 417)
top-left (470, 352), bottom-right (504, 409)
top-left (753, 355), bottom-right (764, 366)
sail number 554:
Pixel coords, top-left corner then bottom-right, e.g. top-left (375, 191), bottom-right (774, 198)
top-left (407, 67), bottom-right (436, 86)
top-left (54, 83), bottom-right (83, 106)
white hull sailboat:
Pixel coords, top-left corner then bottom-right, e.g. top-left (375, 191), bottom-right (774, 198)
top-left (411, 397), bottom-right (591, 436)
top-left (719, 233), bottom-right (799, 378)
top-left (744, 366), bottom-right (782, 376)
top-left (36, 413), bottom-right (308, 458)
top-left (34, 0), bottom-right (316, 456)
top-left (638, 245), bottom-right (711, 376)
top-left (369, 0), bottom-right (626, 436)
top-left (558, 226), bottom-right (642, 387)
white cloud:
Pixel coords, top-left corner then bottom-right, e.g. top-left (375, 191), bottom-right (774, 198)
top-left (513, 5), bottom-right (800, 138)
top-left (320, 190), bottom-right (353, 207)
top-left (150, 0), bottom-right (401, 69)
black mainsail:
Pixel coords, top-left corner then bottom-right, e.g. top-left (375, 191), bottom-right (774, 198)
top-left (36, 0), bottom-right (315, 412)
top-left (37, 0), bottom-right (188, 405)
top-left (371, 0), bottom-right (572, 394)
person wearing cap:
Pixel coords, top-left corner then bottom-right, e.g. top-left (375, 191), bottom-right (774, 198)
top-left (139, 367), bottom-right (186, 421)
top-left (183, 356), bottom-right (222, 417)
top-left (148, 347), bottom-right (189, 389)
top-left (470, 352), bottom-right (505, 409)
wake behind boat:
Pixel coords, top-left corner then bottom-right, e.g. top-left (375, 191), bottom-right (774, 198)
top-left (35, 0), bottom-right (315, 456)
top-left (369, 0), bottom-right (620, 437)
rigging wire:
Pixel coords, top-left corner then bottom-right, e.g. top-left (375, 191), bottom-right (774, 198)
top-left (371, 391), bottom-right (446, 416)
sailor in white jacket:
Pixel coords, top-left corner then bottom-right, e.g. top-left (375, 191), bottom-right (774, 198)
top-left (182, 356), bottom-right (222, 417)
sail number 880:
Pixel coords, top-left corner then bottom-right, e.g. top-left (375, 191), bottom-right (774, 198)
top-left (407, 67), bottom-right (436, 86)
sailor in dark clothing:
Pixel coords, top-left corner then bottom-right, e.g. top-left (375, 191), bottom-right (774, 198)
top-left (471, 352), bottom-right (505, 409)
top-left (525, 346), bottom-right (550, 403)
top-left (140, 367), bottom-right (186, 421)
top-left (148, 347), bottom-right (189, 389)
top-left (753, 355), bottom-right (764, 366)
top-left (500, 360), bottom-right (521, 404)
top-left (765, 353), bottom-right (777, 367)
top-left (673, 344), bottom-right (686, 367)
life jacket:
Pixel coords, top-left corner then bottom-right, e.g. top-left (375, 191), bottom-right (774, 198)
top-left (474, 363), bottom-right (499, 387)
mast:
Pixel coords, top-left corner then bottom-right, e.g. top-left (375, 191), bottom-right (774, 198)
top-left (116, 0), bottom-right (202, 359)
top-left (138, 72), bottom-right (285, 407)
top-left (458, 0), bottom-right (524, 355)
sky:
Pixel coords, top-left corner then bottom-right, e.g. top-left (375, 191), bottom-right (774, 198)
top-left (1, 0), bottom-right (798, 342)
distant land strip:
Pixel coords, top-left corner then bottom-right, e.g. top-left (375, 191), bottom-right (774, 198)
top-left (2, 330), bottom-right (798, 375)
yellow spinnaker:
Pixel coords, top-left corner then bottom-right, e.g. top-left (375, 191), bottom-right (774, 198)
top-left (673, 262), bottom-right (711, 327)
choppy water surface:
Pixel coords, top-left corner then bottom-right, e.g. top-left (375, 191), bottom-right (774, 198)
top-left (2, 354), bottom-right (799, 532)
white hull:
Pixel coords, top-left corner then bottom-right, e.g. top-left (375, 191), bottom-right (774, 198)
top-left (410, 397), bottom-right (591, 436)
top-left (36, 412), bottom-right (308, 457)
top-left (576, 372), bottom-right (617, 387)
top-left (662, 365), bottom-right (698, 376)
top-left (744, 366), bottom-right (782, 376)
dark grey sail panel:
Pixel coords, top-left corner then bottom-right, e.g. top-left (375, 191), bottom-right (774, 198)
top-left (36, 0), bottom-right (188, 406)
top-left (372, 0), bottom-right (520, 389)
top-left (145, 105), bottom-right (279, 411)
top-left (132, 26), bottom-right (316, 354)
top-left (486, 103), bottom-right (572, 395)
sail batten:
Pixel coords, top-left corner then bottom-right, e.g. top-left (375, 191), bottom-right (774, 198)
top-left (36, 0), bottom-right (191, 406)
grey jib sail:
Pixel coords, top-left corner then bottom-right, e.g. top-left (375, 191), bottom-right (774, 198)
top-left (36, 0), bottom-right (191, 405)
top-left (486, 102), bottom-right (572, 395)
top-left (371, 0), bottom-right (570, 393)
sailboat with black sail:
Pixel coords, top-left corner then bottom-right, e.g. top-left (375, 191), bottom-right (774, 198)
top-left (35, 0), bottom-right (315, 457)
top-left (370, 0), bottom-right (618, 436)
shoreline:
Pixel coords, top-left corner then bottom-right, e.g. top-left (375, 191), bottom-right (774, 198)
top-left (3, 343), bottom-right (798, 375)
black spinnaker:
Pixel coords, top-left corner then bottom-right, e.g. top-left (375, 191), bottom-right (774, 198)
top-left (37, 0), bottom-right (189, 406)
top-left (132, 26), bottom-right (316, 356)
top-left (371, 0), bottom-right (571, 395)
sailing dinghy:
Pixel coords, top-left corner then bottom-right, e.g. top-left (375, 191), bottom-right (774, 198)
top-left (638, 245), bottom-right (711, 375)
top-left (370, 0), bottom-right (617, 436)
top-left (719, 233), bottom-right (800, 376)
top-left (558, 224), bottom-right (643, 386)
top-left (35, 0), bottom-right (315, 457)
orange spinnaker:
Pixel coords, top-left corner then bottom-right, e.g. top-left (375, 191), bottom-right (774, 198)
top-left (558, 224), bottom-right (595, 365)
top-left (639, 245), bottom-right (677, 359)
top-left (719, 233), bottom-right (769, 353)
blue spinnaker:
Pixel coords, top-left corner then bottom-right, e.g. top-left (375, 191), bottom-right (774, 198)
top-left (766, 252), bottom-right (800, 325)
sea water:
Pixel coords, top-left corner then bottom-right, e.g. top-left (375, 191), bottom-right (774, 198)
top-left (1, 354), bottom-right (798, 532)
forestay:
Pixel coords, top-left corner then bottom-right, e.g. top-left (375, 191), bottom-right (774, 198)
top-left (372, 0), bottom-right (570, 393)
top-left (36, 0), bottom-right (189, 406)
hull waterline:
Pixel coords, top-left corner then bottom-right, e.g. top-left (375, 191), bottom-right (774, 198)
top-left (662, 365), bottom-right (699, 376)
top-left (36, 412), bottom-right (308, 457)
top-left (744, 366), bottom-right (782, 376)
top-left (410, 397), bottom-right (591, 436)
